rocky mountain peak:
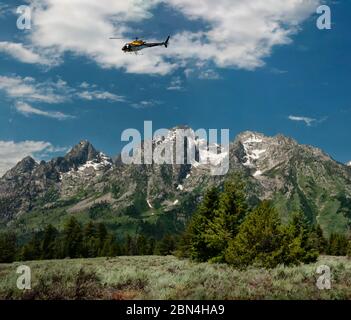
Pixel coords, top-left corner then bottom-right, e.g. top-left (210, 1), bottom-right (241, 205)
top-left (233, 131), bottom-right (300, 178)
top-left (4, 156), bottom-right (37, 178)
top-left (64, 140), bottom-right (99, 166)
top-left (0, 130), bottom-right (350, 237)
top-left (237, 131), bottom-right (265, 141)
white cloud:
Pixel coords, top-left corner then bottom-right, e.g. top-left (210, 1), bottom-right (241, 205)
top-left (79, 82), bottom-right (95, 89)
top-left (14, 0), bottom-right (320, 75)
top-left (15, 102), bottom-right (74, 120)
top-left (131, 100), bottom-right (162, 109)
top-left (288, 115), bottom-right (327, 127)
top-left (166, 0), bottom-right (320, 70)
top-left (76, 90), bottom-right (125, 102)
top-left (0, 75), bottom-right (67, 104)
top-left (198, 69), bottom-right (221, 80)
top-left (0, 140), bottom-right (64, 176)
top-left (0, 3), bottom-right (10, 18)
top-left (270, 67), bottom-right (288, 74)
top-left (0, 42), bottom-right (54, 65)
top-left (28, 0), bottom-right (174, 75)
top-left (167, 77), bottom-right (183, 90)
top-left (0, 75), bottom-right (125, 118)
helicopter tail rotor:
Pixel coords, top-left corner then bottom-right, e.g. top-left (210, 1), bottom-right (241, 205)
top-left (164, 36), bottom-right (170, 48)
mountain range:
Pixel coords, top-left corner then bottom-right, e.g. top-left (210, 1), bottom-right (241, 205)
top-left (0, 130), bottom-right (350, 238)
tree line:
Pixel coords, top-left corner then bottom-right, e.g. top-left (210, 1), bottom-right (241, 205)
top-left (1, 178), bottom-right (351, 267)
top-left (0, 217), bottom-right (177, 263)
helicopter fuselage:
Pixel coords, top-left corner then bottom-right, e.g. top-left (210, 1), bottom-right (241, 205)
top-left (122, 36), bottom-right (170, 53)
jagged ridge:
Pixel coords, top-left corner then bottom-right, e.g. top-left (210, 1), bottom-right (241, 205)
top-left (0, 131), bottom-right (350, 236)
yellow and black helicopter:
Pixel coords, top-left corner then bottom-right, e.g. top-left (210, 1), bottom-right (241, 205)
top-left (110, 36), bottom-right (170, 53)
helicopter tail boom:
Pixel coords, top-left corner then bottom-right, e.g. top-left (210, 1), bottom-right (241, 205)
top-left (164, 36), bottom-right (170, 48)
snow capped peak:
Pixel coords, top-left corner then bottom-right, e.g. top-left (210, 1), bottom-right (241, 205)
top-left (238, 131), bottom-right (265, 143)
top-left (347, 161), bottom-right (351, 167)
top-left (77, 152), bottom-right (112, 172)
top-left (240, 133), bottom-right (267, 169)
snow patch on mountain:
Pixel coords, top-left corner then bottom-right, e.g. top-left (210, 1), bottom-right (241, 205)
top-left (153, 128), bottom-right (228, 170)
top-left (241, 133), bottom-right (267, 168)
top-left (77, 152), bottom-right (112, 172)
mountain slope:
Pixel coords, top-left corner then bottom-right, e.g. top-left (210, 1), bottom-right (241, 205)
top-left (0, 130), bottom-right (350, 237)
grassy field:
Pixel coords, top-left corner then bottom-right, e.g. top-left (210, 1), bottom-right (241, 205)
top-left (0, 255), bottom-right (351, 300)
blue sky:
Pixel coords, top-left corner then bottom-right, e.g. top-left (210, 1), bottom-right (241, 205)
top-left (0, 0), bottom-right (350, 174)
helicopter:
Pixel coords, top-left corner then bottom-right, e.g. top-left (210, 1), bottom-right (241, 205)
top-left (110, 36), bottom-right (170, 53)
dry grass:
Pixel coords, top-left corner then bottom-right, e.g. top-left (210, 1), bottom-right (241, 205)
top-left (0, 255), bottom-right (350, 300)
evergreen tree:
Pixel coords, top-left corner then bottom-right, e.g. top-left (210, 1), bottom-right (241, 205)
top-left (97, 223), bottom-right (108, 255)
top-left (63, 217), bottom-right (83, 258)
top-left (147, 238), bottom-right (156, 255)
top-left (101, 234), bottom-right (120, 257)
top-left (310, 224), bottom-right (327, 254)
top-left (136, 235), bottom-right (149, 255)
top-left (154, 234), bottom-right (176, 256)
top-left (225, 201), bottom-right (286, 268)
top-left (124, 234), bottom-right (134, 256)
top-left (327, 233), bottom-right (348, 256)
top-left (97, 223), bottom-right (108, 243)
top-left (183, 187), bottom-right (220, 261)
top-left (283, 212), bottom-right (318, 264)
top-left (0, 232), bottom-right (17, 263)
top-left (205, 180), bottom-right (248, 262)
top-left (347, 241), bottom-right (351, 258)
top-left (41, 224), bottom-right (59, 260)
top-left (84, 221), bottom-right (96, 239)
top-left (83, 221), bottom-right (98, 258)
top-left (20, 232), bottom-right (42, 261)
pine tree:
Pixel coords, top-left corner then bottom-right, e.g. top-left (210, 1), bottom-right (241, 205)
top-left (347, 241), bottom-right (351, 258)
top-left (154, 234), bottom-right (176, 256)
top-left (124, 234), bottom-right (134, 256)
top-left (41, 224), bottom-right (59, 260)
top-left (311, 224), bottom-right (327, 254)
top-left (97, 223), bottom-right (108, 256)
top-left (20, 232), bottom-right (42, 261)
top-left (136, 235), bottom-right (149, 255)
top-left (147, 238), bottom-right (156, 255)
top-left (63, 217), bottom-right (83, 258)
top-left (84, 221), bottom-right (96, 239)
top-left (204, 180), bottom-right (248, 262)
top-left (225, 201), bottom-right (285, 269)
top-left (83, 221), bottom-right (98, 257)
top-left (0, 232), bottom-right (17, 263)
top-left (327, 233), bottom-right (348, 256)
top-left (184, 187), bottom-right (220, 261)
top-left (283, 212), bottom-right (318, 264)
top-left (101, 234), bottom-right (120, 257)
